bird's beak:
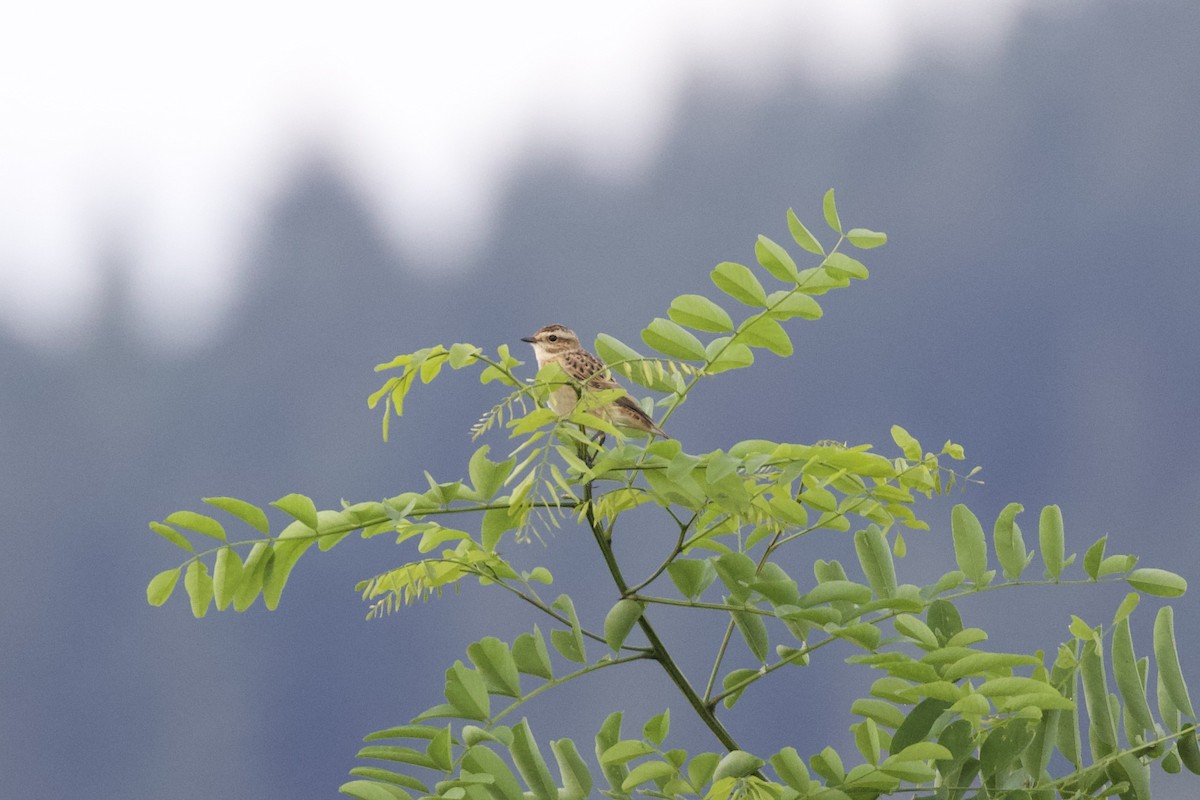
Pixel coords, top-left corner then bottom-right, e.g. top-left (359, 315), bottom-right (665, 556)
top-left (521, 336), bottom-right (536, 343)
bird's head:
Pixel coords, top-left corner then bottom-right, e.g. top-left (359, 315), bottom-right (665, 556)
top-left (521, 324), bottom-right (580, 363)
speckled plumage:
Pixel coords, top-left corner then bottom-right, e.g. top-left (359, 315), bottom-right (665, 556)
top-left (521, 324), bottom-right (669, 439)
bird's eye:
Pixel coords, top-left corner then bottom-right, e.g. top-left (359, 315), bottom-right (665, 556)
top-left (547, 334), bottom-right (558, 342)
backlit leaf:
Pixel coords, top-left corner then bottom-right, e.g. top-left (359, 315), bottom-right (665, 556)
top-left (764, 289), bottom-right (822, 320)
top-left (822, 188), bottom-right (842, 233)
top-left (736, 317), bottom-right (793, 356)
top-left (1155, 606), bottom-right (1196, 718)
top-left (668, 294), bottom-right (734, 333)
top-left (150, 521), bottom-right (193, 552)
top-left (146, 567), bottom-right (181, 606)
top-left (951, 504), bottom-right (988, 584)
top-left (847, 228), bottom-right (887, 249)
top-left (1039, 504), bottom-right (1065, 580)
top-left (786, 209), bottom-right (824, 256)
top-left (1127, 568), bottom-right (1188, 598)
top-left (603, 599), bottom-right (644, 652)
top-left (712, 262), bottom-right (767, 307)
top-left (165, 510), bottom-right (226, 542)
top-left (272, 493), bottom-right (319, 531)
top-left (755, 235), bottom-right (798, 281)
top-left (184, 559), bottom-right (213, 618)
top-left (641, 317), bottom-right (707, 360)
top-left (204, 496), bottom-right (271, 533)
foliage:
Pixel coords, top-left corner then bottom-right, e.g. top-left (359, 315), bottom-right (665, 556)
top-left (146, 190), bottom-right (1199, 800)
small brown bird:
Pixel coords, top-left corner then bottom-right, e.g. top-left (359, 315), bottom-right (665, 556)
top-left (521, 324), bottom-right (669, 439)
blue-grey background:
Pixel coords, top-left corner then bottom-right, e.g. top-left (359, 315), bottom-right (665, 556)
top-left (3, 2), bottom-right (1199, 796)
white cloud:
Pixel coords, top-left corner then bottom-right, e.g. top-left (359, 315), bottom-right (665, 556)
top-left (0, 0), bottom-right (1057, 344)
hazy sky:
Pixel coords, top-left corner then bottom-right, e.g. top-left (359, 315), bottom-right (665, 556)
top-left (1, 0), bottom-right (1057, 343)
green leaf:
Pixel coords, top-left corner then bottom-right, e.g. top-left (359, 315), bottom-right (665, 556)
top-left (213, 546), bottom-right (244, 610)
top-left (666, 559), bottom-right (716, 599)
top-left (891, 742), bottom-right (951, 762)
top-left (443, 660), bottom-right (491, 721)
top-left (511, 720), bottom-right (558, 800)
top-left (204, 496), bottom-right (271, 533)
top-left (770, 747), bottom-right (811, 792)
top-left (600, 739), bottom-right (656, 766)
top-left (263, 537), bottom-right (312, 610)
top-left (363, 724), bottom-right (442, 741)
top-left (942, 652), bottom-right (1040, 681)
top-left (550, 595), bottom-right (587, 663)
top-left (448, 341), bottom-right (481, 368)
top-left (794, 266), bottom-right (850, 295)
top-left (713, 750), bottom-right (766, 782)
top-left (731, 606), bottom-right (769, 663)
top-left (801, 580), bottom-right (873, 606)
top-left (1039, 504), bottom-right (1065, 580)
top-left (641, 317), bottom-right (707, 360)
top-left (822, 252), bottom-right (869, 280)
top-left (926, 599), bottom-right (963, 644)
top-left (847, 228), bottom-right (887, 249)
top-left (703, 337), bottom-right (755, 374)
top-left (854, 525), bottom-right (897, 599)
top-left (468, 445), bottom-right (515, 502)
top-left (822, 188), bottom-right (842, 233)
top-left (551, 738), bottom-right (593, 800)
top-left (481, 507), bottom-right (518, 552)
top-left (736, 317), bottom-right (793, 356)
top-left (890, 425), bottom-right (921, 460)
top-left (355, 745), bottom-right (436, 770)
top-left (467, 637), bottom-right (522, 698)
top-left (951, 504), bottom-right (988, 585)
top-left (1112, 617), bottom-right (1158, 738)
top-left (712, 551), bottom-right (756, 601)
top-left (687, 752), bottom-right (720, 790)
top-left (146, 567), bottom-right (181, 606)
top-left (621, 760), bottom-right (675, 792)
top-left (271, 493), bottom-right (319, 531)
top-left (720, 668), bottom-right (758, 709)
top-left (850, 699), bottom-right (906, 729)
top-left (346, 768), bottom-right (427, 792)
top-left (165, 510), bottom-right (226, 542)
top-left (712, 262), bottom-right (767, 306)
top-left (754, 235), bottom-right (798, 281)
top-left (603, 599), bottom-right (644, 652)
top-left (643, 709), bottom-right (670, 746)
top-left (1083, 535), bottom-right (1107, 580)
top-left (894, 614), bottom-right (939, 650)
top-left (149, 521), bottom-right (193, 552)
top-left (233, 541), bottom-right (272, 611)
top-left (890, 699), bottom-right (951, 755)
top-left (993, 502), bottom-right (1028, 581)
top-left (786, 209), bottom-right (824, 255)
top-left (878, 759), bottom-right (934, 783)
top-left (338, 780), bottom-right (413, 800)
top-left (512, 626), bottom-right (553, 680)
top-left (668, 294), bottom-right (735, 333)
top-left (764, 289), bottom-right (822, 320)
top-left (1079, 639), bottom-right (1118, 759)
top-left (809, 746), bottom-right (845, 784)
top-left (1155, 606), bottom-right (1196, 718)
top-left (1127, 568), bottom-right (1188, 597)
top-left (979, 721), bottom-right (1035, 778)
top-left (426, 725), bottom-right (453, 772)
top-left (1177, 727), bottom-right (1200, 776)
top-left (460, 745), bottom-right (524, 800)
top-left (184, 559), bottom-right (213, 618)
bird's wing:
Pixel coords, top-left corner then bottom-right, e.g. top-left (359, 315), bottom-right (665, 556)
top-left (564, 350), bottom-right (614, 386)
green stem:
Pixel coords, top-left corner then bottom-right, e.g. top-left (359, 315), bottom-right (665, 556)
top-left (582, 478), bottom-right (744, 753)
